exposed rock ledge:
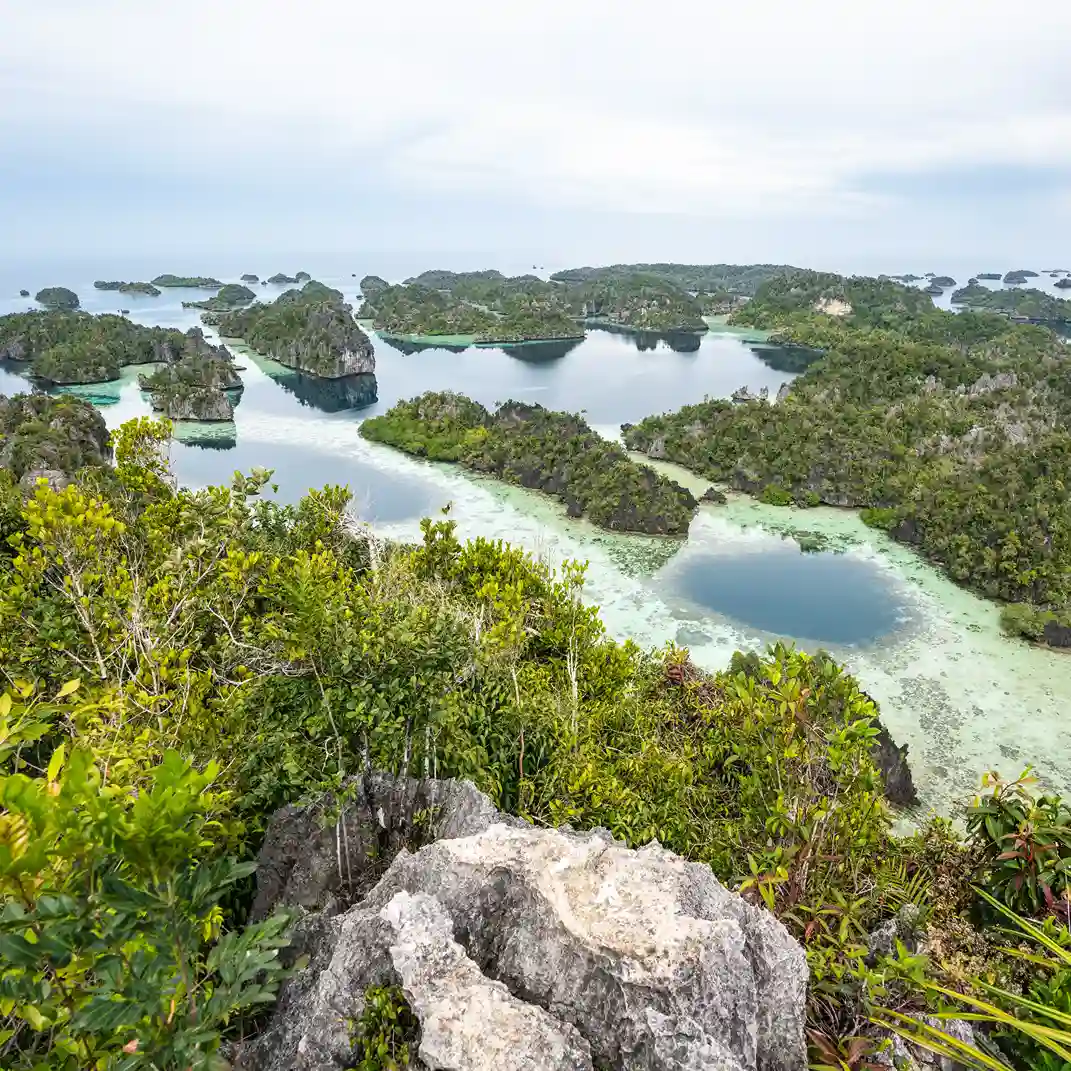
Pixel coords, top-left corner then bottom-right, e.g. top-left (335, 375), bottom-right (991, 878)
top-left (236, 773), bottom-right (808, 1071)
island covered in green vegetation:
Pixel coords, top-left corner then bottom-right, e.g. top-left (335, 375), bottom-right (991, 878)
top-left (138, 328), bottom-right (243, 422)
top-left (267, 272), bottom-right (299, 284)
top-left (182, 283), bottom-right (258, 312)
top-left (34, 287), bottom-right (79, 310)
top-left (951, 285), bottom-right (1071, 322)
top-left (549, 262), bottom-right (797, 295)
top-left (361, 391), bottom-right (697, 535)
top-left (976, 272), bottom-right (1002, 281)
top-left (623, 269), bottom-right (1071, 647)
top-left (151, 274), bottom-right (223, 289)
top-left (93, 280), bottom-right (162, 296)
top-left (359, 276), bottom-right (583, 344)
top-left (0, 310), bottom-right (205, 385)
top-left (565, 273), bottom-right (708, 332)
top-left (1003, 269), bottom-right (1039, 285)
top-left (216, 280), bottom-right (376, 381)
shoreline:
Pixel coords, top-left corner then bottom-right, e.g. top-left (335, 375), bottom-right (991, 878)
top-left (376, 329), bottom-right (586, 347)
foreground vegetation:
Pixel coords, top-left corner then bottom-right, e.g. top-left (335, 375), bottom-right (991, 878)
top-left (361, 391), bottom-right (697, 534)
top-left (624, 270), bottom-right (1071, 646)
top-left (0, 404), bottom-right (1068, 1069)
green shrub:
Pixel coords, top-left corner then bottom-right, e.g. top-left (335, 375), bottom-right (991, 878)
top-left (965, 769), bottom-right (1071, 915)
top-left (759, 484), bottom-right (793, 506)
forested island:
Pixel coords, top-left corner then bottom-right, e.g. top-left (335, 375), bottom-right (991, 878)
top-left (1003, 269), bottom-right (1039, 285)
top-left (359, 276), bottom-right (583, 343)
top-left (34, 287), bottom-right (79, 310)
top-left (0, 310), bottom-right (211, 386)
top-left (241, 273), bottom-right (259, 283)
top-left (361, 391), bottom-right (697, 534)
top-left (137, 328), bottom-right (243, 422)
top-left (976, 272), bottom-right (1002, 281)
top-left (93, 280), bottom-right (161, 296)
top-left (0, 392), bottom-right (1067, 1071)
top-left (151, 274), bottom-right (223, 288)
top-left (951, 284), bottom-right (1071, 322)
top-left (566, 274), bottom-right (708, 332)
top-left (623, 269), bottom-right (1071, 648)
top-left (550, 262), bottom-right (796, 295)
top-left (217, 280), bottom-right (377, 381)
top-left (182, 282), bottom-right (257, 312)
top-left (360, 269), bottom-right (717, 339)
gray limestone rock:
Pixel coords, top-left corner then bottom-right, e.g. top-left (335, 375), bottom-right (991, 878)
top-left (385, 891), bottom-right (594, 1071)
top-left (240, 777), bottom-right (808, 1071)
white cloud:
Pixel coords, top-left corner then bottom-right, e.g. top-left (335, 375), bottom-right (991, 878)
top-left (2, 0), bottom-right (1070, 225)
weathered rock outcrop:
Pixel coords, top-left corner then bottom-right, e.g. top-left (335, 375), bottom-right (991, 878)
top-left (239, 774), bottom-right (808, 1071)
top-left (0, 394), bottom-right (110, 482)
top-left (18, 289), bottom-right (29, 298)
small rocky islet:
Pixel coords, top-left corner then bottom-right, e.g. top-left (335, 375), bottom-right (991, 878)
top-left (138, 328), bottom-right (244, 422)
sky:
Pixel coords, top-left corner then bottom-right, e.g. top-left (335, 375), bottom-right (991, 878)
top-left (3, 0), bottom-right (1070, 271)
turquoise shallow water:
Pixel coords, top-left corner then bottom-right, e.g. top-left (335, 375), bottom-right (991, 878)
top-left (3, 261), bottom-right (1070, 814)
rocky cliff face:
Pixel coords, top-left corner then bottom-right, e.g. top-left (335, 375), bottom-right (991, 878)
top-left (271, 304), bottom-right (376, 379)
top-left (237, 773), bottom-right (808, 1071)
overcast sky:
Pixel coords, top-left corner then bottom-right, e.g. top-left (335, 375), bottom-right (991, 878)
top-left (3, 0), bottom-right (1069, 270)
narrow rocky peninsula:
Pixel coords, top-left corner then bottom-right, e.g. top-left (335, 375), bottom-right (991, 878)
top-left (361, 391), bottom-right (697, 535)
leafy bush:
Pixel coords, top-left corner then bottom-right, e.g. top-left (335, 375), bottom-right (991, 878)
top-left (0, 722), bottom-right (292, 1070)
top-left (966, 769), bottom-right (1071, 915)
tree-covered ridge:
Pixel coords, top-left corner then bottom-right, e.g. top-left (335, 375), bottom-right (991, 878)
top-left (0, 311), bottom-right (194, 385)
top-left (950, 285), bottom-right (1071, 322)
top-left (565, 274), bottom-right (708, 332)
top-left (0, 412), bottom-right (1066, 1069)
top-left (361, 391), bottom-right (697, 535)
top-left (151, 275), bottom-right (223, 289)
top-left (34, 287), bottom-right (79, 311)
top-left (550, 262), bottom-right (798, 296)
top-left (138, 329), bottom-right (242, 422)
top-left (217, 285), bottom-right (376, 379)
top-left (624, 271), bottom-right (1071, 624)
top-left (93, 280), bottom-right (162, 297)
top-left (358, 281), bottom-right (583, 342)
